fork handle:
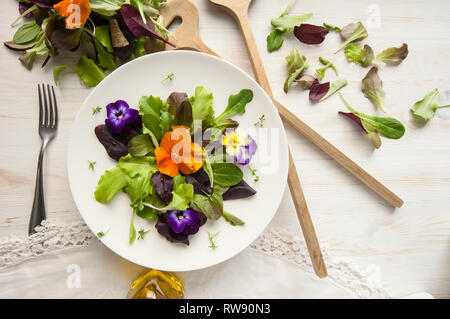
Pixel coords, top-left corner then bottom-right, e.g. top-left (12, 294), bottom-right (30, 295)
top-left (29, 146), bottom-right (46, 235)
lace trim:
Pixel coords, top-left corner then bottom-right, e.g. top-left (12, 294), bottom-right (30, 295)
top-left (0, 221), bottom-right (391, 298)
top-left (0, 220), bottom-right (99, 270)
top-left (250, 228), bottom-right (392, 299)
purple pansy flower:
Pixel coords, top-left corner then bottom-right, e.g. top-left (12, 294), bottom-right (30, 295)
top-left (155, 210), bottom-right (207, 245)
top-left (222, 130), bottom-right (257, 165)
top-left (167, 209), bottom-right (200, 235)
top-left (105, 100), bottom-right (139, 134)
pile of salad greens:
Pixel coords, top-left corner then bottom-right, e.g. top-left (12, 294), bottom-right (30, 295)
top-left (6, 0), bottom-right (171, 87)
top-left (93, 86), bottom-right (259, 245)
top-left (266, 0), bottom-right (450, 149)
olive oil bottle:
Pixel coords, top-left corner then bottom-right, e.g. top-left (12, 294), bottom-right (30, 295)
top-left (127, 269), bottom-right (184, 299)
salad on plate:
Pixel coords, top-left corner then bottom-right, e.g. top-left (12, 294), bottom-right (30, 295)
top-left (93, 86), bottom-right (259, 245)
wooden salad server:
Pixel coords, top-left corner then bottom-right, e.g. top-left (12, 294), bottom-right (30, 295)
top-left (205, 0), bottom-right (404, 209)
top-left (160, 0), bottom-right (328, 278)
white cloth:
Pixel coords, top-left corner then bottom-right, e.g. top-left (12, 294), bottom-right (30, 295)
top-left (0, 221), bottom-right (432, 299)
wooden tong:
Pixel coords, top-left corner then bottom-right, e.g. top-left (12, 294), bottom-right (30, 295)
top-left (160, 0), bottom-right (328, 278)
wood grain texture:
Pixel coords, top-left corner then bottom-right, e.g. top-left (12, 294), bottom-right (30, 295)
top-left (0, 0), bottom-right (449, 298)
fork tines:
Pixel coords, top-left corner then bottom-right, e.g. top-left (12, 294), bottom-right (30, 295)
top-left (38, 84), bottom-right (58, 129)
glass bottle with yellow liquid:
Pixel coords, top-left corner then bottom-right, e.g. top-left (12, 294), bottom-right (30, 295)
top-left (127, 269), bottom-right (185, 299)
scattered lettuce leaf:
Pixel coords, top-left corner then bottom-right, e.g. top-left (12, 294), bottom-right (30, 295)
top-left (339, 93), bottom-right (405, 139)
top-left (95, 166), bottom-right (129, 203)
top-left (344, 44), bottom-right (364, 63)
top-left (375, 43), bottom-right (409, 65)
top-left (266, 0), bottom-right (312, 52)
top-left (362, 67), bottom-right (387, 112)
top-left (345, 44), bottom-right (374, 67)
top-left (335, 22), bottom-right (368, 53)
top-left (93, 35), bottom-right (116, 71)
top-left (339, 111), bottom-right (382, 148)
top-left (267, 29), bottom-right (284, 52)
top-left (316, 56), bottom-right (337, 80)
top-left (309, 80), bottom-right (330, 102)
top-left (294, 23), bottom-right (329, 45)
top-left (323, 23), bottom-right (341, 32)
top-left (284, 48), bottom-right (309, 93)
top-left (295, 74), bottom-right (316, 90)
top-left (410, 88), bottom-right (450, 121)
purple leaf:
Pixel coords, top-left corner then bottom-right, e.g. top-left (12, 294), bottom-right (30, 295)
top-left (294, 24), bottom-right (329, 45)
top-left (19, 2), bottom-right (35, 18)
top-left (309, 79), bottom-right (330, 102)
top-left (151, 172), bottom-right (174, 205)
top-left (121, 4), bottom-right (175, 48)
top-left (338, 112), bottom-right (367, 133)
top-left (222, 180), bottom-right (256, 200)
top-left (29, 0), bottom-right (58, 10)
top-left (95, 125), bottom-right (129, 161)
top-left (183, 168), bottom-right (213, 195)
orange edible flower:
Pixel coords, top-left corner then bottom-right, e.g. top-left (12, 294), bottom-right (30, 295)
top-left (155, 126), bottom-right (204, 178)
top-left (54, 0), bottom-right (91, 30)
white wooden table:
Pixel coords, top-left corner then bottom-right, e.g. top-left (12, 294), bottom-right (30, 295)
top-left (1, 0), bottom-right (449, 298)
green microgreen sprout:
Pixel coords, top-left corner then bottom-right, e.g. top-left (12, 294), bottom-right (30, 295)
top-left (88, 161), bottom-right (97, 170)
top-left (254, 114), bottom-right (266, 128)
top-left (208, 231), bottom-right (220, 250)
top-left (161, 73), bottom-right (174, 83)
top-left (92, 106), bottom-right (102, 115)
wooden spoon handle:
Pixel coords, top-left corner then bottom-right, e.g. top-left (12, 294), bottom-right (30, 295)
top-left (234, 12), bottom-right (403, 208)
top-left (288, 149), bottom-right (328, 278)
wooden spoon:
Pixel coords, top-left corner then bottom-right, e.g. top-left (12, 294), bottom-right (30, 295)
top-left (160, 0), bottom-right (328, 278)
top-left (206, 0), bottom-right (404, 209)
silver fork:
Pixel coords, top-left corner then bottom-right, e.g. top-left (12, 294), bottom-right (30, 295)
top-left (28, 84), bottom-right (58, 235)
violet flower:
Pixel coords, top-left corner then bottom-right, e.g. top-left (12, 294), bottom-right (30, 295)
top-left (155, 210), bottom-right (206, 245)
top-left (222, 131), bottom-right (257, 165)
top-left (105, 100), bottom-right (139, 134)
top-left (167, 209), bottom-right (200, 234)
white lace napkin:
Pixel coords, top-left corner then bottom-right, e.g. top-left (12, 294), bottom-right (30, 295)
top-left (0, 220), bottom-right (416, 298)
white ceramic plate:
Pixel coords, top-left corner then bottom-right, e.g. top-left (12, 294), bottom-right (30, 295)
top-left (68, 50), bottom-right (288, 271)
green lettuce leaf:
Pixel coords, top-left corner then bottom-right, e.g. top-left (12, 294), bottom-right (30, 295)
top-left (320, 78), bottom-right (348, 101)
top-left (128, 134), bottom-right (155, 157)
top-left (223, 211), bottom-right (245, 226)
top-left (189, 86), bottom-right (215, 128)
top-left (214, 89), bottom-right (253, 125)
top-left (266, 29), bottom-right (284, 52)
top-left (139, 95), bottom-right (173, 140)
top-left (375, 43), bottom-right (408, 65)
top-left (361, 67), bottom-right (387, 112)
top-left (284, 48), bottom-right (309, 93)
top-left (410, 88), bottom-right (450, 121)
top-left (95, 166), bottom-right (129, 203)
top-left (118, 154), bottom-right (157, 178)
top-left (76, 56), bottom-right (106, 87)
top-left (339, 93), bottom-right (405, 139)
top-left (191, 187), bottom-right (224, 221)
top-left (13, 22), bottom-right (41, 44)
top-left (335, 22), bottom-right (368, 53)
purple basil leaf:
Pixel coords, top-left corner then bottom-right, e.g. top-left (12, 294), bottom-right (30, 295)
top-left (19, 2), bottom-right (35, 18)
top-left (309, 79), bottom-right (330, 102)
top-left (338, 112), bottom-right (367, 133)
top-left (121, 4), bottom-right (175, 48)
top-left (30, 0), bottom-right (58, 10)
top-left (155, 214), bottom-right (190, 245)
top-left (222, 180), bottom-right (256, 200)
top-left (113, 16), bottom-right (136, 61)
top-left (4, 41), bottom-right (35, 51)
top-left (294, 24), bottom-right (329, 45)
top-left (183, 168), bottom-right (213, 195)
top-left (113, 115), bottom-right (143, 145)
top-left (95, 125), bottom-right (129, 161)
top-left (151, 172), bottom-right (174, 205)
